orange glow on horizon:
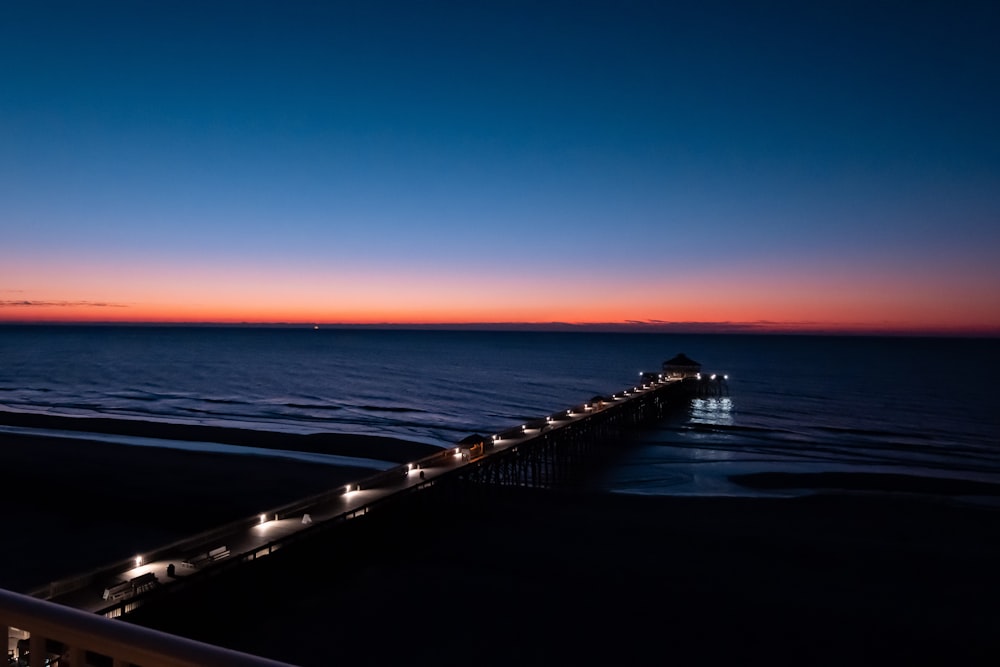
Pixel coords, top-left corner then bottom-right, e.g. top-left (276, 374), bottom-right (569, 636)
top-left (2, 299), bottom-right (998, 336)
top-left (5, 257), bottom-right (998, 336)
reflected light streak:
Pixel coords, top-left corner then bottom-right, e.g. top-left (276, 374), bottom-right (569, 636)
top-left (690, 397), bottom-right (735, 427)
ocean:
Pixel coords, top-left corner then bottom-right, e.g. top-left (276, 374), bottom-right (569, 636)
top-left (2, 325), bottom-right (998, 499)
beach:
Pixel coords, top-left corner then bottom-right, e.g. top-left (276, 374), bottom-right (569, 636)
top-left (3, 426), bottom-right (1000, 666)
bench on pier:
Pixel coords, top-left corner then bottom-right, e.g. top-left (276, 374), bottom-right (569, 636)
top-left (102, 580), bottom-right (133, 602)
top-left (102, 571), bottom-right (158, 601)
top-left (181, 545), bottom-right (230, 569)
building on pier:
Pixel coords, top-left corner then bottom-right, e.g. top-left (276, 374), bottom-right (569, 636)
top-left (662, 353), bottom-right (701, 379)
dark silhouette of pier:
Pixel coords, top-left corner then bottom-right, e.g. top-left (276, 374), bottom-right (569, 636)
top-left (5, 358), bottom-right (725, 666)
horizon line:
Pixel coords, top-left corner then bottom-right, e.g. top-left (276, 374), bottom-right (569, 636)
top-left (1, 320), bottom-right (997, 338)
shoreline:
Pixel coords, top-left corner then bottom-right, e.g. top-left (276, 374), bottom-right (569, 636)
top-left (0, 409), bottom-right (444, 463)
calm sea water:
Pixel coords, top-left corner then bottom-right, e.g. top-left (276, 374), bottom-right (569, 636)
top-left (2, 325), bottom-right (998, 497)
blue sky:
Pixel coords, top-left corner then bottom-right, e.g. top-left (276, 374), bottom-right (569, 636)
top-left (2, 1), bottom-right (999, 332)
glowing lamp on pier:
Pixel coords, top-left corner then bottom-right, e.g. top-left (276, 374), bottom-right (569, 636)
top-left (134, 556), bottom-right (143, 567)
top-left (260, 513), bottom-right (267, 524)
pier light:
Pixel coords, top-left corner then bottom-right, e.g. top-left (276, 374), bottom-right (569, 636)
top-left (134, 556), bottom-right (142, 567)
top-left (492, 434), bottom-right (500, 441)
top-left (260, 513), bottom-right (267, 524)
top-left (453, 447), bottom-right (462, 458)
top-left (711, 374), bottom-right (717, 380)
top-left (345, 484), bottom-right (353, 494)
top-left (724, 374), bottom-right (729, 380)
top-left (566, 409), bottom-right (573, 416)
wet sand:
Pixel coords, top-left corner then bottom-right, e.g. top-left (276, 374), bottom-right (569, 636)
top-left (0, 409), bottom-right (443, 462)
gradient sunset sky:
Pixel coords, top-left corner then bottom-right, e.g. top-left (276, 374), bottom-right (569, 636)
top-left (2, 1), bottom-right (998, 334)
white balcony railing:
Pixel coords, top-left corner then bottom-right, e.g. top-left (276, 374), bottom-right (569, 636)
top-left (2, 586), bottom-right (295, 667)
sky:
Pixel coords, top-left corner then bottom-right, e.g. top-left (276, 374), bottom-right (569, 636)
top-left (2, 0), bottom-right (999, 335)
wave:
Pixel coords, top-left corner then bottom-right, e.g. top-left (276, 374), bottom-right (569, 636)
top-left (281, 402), bottom-right (343, 411)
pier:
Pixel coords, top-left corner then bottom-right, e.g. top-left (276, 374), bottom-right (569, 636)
top-left (4, 357), bottom-right (725, 667)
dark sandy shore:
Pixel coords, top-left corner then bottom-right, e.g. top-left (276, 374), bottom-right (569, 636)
top-left (128, 478), bottom-right (1000, 666)
top-left (4, 424), bottom-right (1000, 666)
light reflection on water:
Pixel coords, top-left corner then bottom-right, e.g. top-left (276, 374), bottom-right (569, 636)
top-left (690, 397), bottom-right (734, 427)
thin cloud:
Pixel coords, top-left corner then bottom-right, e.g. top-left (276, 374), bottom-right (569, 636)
top-left (0, 300), bottom-right (129, 308)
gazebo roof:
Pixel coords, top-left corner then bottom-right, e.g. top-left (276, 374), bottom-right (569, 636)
top-left (663, 353), bottom-right (700, 367)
